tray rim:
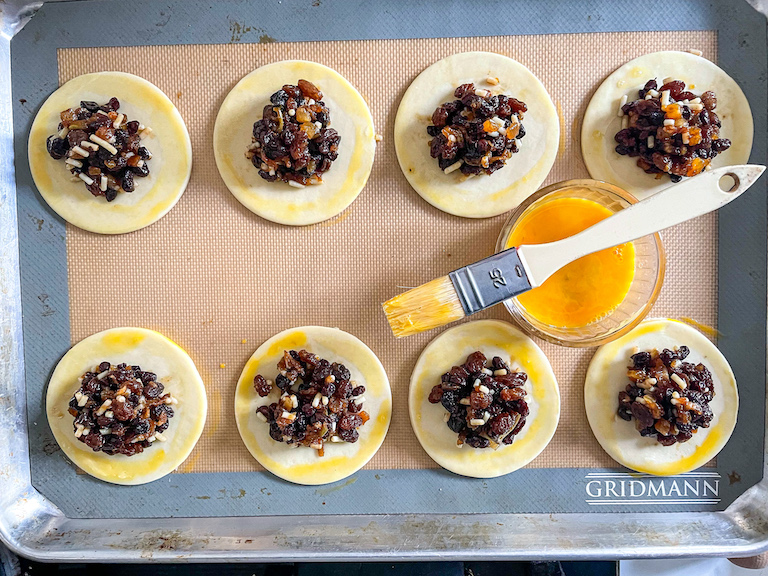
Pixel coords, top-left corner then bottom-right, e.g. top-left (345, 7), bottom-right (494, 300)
top-left (2, 0), bottom-right (768, 562)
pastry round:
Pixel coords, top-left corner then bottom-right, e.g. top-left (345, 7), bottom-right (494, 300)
top-left (214, 61), bottom-right (376, 226)
top-left (28, 72), bottom-right (192, 234)
top-left (581, 51), bottom-right (753, 199)
top-left (235, 326), bottom-right (391, 485)
top-left (409, 320), bottom-right (559, 478)
top-left (46, 327), bottom-right (207, 485)
top-left (585, 318), bottom-right (738, 476)
top-left (394, 51), bottom-right (559, 218)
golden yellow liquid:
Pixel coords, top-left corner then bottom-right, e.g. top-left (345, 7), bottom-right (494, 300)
top-left (505, 196), bottom-right (636, 328)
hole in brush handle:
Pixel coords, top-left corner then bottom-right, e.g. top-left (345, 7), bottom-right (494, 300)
top-left (718, 173), bottom-right (740, 193)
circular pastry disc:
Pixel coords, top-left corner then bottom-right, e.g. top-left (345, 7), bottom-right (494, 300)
top-left (585, 318), bottom-right (738, 476)
top-left (409, 320), bottom-right (560, 478)
top-left (235, 326), bottom-right (392, 485)
top-left (46, 327), bottom-right (207, 485)
top-left (581, 51), bottom-right (753, 199)
top-left (214, 61), bottom-right (376, 226)
top-left (394, 51), bottom-right (559, 218)
top-left (28, 72), bottom-right (192, 234)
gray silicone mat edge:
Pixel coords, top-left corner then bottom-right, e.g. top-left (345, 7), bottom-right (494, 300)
top-left (10, 0), bottom-right (767, 518)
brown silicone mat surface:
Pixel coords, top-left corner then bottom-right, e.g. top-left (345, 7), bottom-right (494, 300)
top-left (62, 30), bottom-right (717, 473)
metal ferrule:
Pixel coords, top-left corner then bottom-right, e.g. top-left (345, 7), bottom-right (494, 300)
top-left (448, 248), bottom-right (532, 316)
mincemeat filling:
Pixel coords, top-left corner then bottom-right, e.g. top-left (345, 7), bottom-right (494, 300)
top-left (254, 349), bottom-right (368, 456)
top-left (248, 80), bottom-right (341, 187)
top-left (427, 83), bottom-right (526, 177)
top-left (68, 362), bottom-right (176, 456)
top-left (47, 98), bottom-right (152, 201)
top-left (428, 351), bottom-right (529, 449)
top-left (614, 79), bottom-right (731, 182)
top-left (617, 346), bottom-right (715, 445)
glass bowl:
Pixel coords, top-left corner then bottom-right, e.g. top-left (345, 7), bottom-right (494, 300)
top-left (495, 179), bottom-right (666, 347)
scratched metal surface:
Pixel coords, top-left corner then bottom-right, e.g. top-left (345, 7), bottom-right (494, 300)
top-left (1, 0), bottom-right (768, 563)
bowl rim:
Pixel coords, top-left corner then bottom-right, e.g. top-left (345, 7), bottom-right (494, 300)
top-left (495, 178), bottom-right (667, 347)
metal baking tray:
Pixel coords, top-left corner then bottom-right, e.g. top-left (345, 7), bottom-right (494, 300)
top-left (2, 0), bottom-right (768, 562)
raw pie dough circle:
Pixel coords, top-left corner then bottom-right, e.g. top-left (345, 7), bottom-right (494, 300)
top-left (214, 61), bottom-right (376, 226)
top-left (28, 72), bottom-right (192, 234)
top-left (581, 51), bottom-right (753, 199)
top-left (394, 51), bottom-right (560, 218)
top-left (585, 318), bottom-right (738, 476)
top-left (235, 326), bottom-right (392, 485)
top-left (409, 320), bottom-right (560, 478)
top-left (46, 327), bottom-right (207, 485)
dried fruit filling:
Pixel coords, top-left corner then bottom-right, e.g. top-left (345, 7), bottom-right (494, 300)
top-left (427, 83), bottom-right (526, 177)
top-left (68, 362), bottom-right (177, 456)
top-left (428, 351), bottom-right (529, 449)
top-left (253, 350), bottom-right (369, 456)
top-left (617, 347), bottom-right (715, 445)
top-left (46, 98), bottom-right (153, 202)
top-left (614, 79), bottom-right (731, 182)
top-left (248, 80), bottom-right (341, 187)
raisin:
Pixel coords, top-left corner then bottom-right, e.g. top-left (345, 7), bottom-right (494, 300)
top-left (129, 162), bottom-right (150, 177)
top-left (297, 79), bottom-right (322, 101)
top-left (428, 385), bottom-right (444, 403)
top-left (659, 80), bottom-right (685, 99)
top-left (312, 360), bottom-right (331, 382)
top-left (631, 351), bottom-right (652, 369)
top-left (500, 387), bottom-right (525, 402)
top-left (491, 357), bottom-right (509, 371)
top-left (440, 390), bottom-right (458, 412)
top-left (67, 129), bottom-right (89, 148)
top-left (88, 114), bottom-right (112, 131)
top-left (121, 171), bottom-right (134, 193)
top-left (489, 412), bottom-right (513, 437)
top-left (298, 350), bottom-right (319, 368)
top-left (447, 414), bottom-right (465, 433)
top-left (464, 351), bottom-right (487, 374)
top-left (508, 97), bottom-right (527, 114)
top-left (83, 433), bottom-right (104, 450)
top-left (80, 100), bottom-right (100, 112)
top-left (334, 379), bottom-right (352, 399)
top-left (639, 79), bottom-right (657, 98)
top-left (331, 363), bottom-right (350, 382)
top-left (270, 90), bottom-right (289, 106)
top-left (454, 83), bottom-right (475, 99)
top-left (339, 413), bottom-right (363, 430)
top-left (143, 381), bottom-right (164, 399)
top-left (431, 105), bottom-right (450, 128)
top-left (112, 400), bottom-right (134, 421)
top-left (470, 389), bottom-right (492, 410)
top-left (338, 428), bottom-right (359, 443)
top-left (275, 374), bottom-right (292, 392)
top-left (46, 136), bottom-right (69, 160)
top-left (254, 375), bottom-right (272, 397)
top-left (700, 91), bottom-right (717, 111)
top-left (103, 97), bottom-right (120, 111)
top-left (134, 420), bottom-right (150, 435)
top-left (321, 381), bottom-right (336, 397)
top-left (464, 434), bottom-right (490, 449)
top-left (269, 422), bottom-right (283, 441)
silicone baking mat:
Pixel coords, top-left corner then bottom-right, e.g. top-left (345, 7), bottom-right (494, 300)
top-left (62, 33), bottom-right (718, 475)
top-left (11, 0), bottom-right (766, 518)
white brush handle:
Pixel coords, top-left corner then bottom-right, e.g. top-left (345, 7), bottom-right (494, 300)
top-left (517, 165), bottom-right (765, 288)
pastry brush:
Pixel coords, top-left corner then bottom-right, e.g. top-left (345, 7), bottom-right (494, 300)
top-left (382, 165), bottom-right (765, 338)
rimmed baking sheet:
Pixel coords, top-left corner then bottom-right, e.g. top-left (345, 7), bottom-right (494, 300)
top-left (9, 1), bottom-right (766, 521)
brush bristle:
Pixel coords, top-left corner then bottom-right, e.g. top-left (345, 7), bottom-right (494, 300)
top-left (382, 275), bottom-right (466, 338)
